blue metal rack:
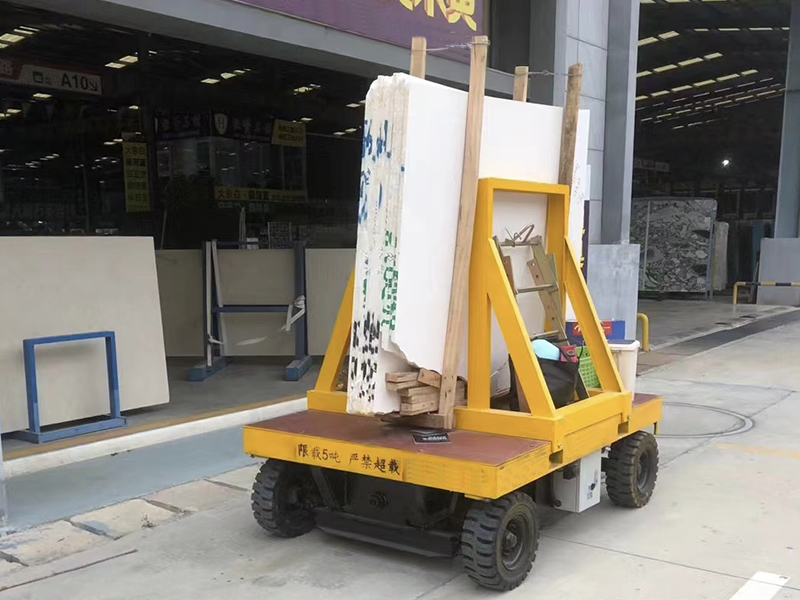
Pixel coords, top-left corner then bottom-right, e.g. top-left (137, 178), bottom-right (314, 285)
top-left (12, 331), bottom-right (126, 444)
top-left (188, 240), bottom-right (313, 382)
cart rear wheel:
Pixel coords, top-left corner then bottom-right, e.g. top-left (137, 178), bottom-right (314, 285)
top-left (252, 460), bottom-right (317, 538)
top-left (605, 431), bottom-right (659, 508)
top-left (461, 491), bottom-right (539, 591)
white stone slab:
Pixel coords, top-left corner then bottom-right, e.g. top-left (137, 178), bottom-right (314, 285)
top-left (144, 479), bottom-right (245, 513)
top-left (208, 464), bottom-right (261, 491)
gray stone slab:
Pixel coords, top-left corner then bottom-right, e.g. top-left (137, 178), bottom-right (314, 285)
top-left (71, 499), bottom-right (177, 539)
top-left (587, 243), bottom-right (640, 339)
top-left (144, 479), bottom-right (245, 513)
top-left (208, 464), bottom-right (261, 491)
top-left (0, 520), bottom-right (108, 566)
top-left (758, 238), bottom-right (800, 305)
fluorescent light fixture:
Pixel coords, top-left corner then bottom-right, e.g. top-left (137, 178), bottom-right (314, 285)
top-left (0, 149), bottom-right (7, 153)
top-left (638, 37), bottom-right (659, 46)
top-left (695, 28), bottom-right (710, 32)
top-left (113, 138), bottom-right (123, 142)
top-left (233, 69), bottom-right (247, 75)
top-left (300, 117), bottom-right (313, 122)
top-left (673, 125), bottom-right (684, 130)
top-left (735, 95), bottom-right (754, 101)
top-left (715, 100), bottom-right (733, 106)
top-left (220, 72), bottom-right (237, 79)
top-left (359, 99), bottom-right (366, 105)
top-left (13, 28), bottom-right (34, 36)
top-left (105, 62), bottom-right (126, 69)
top-left (333, 131), bottom-right (345, 136)
top-left (672, 85), bottom-right (692, 92)
top-left (119, 55), bottom-right (138, 64)
top-left (651, 90), bottom-right (670, 97)
top-left (722, 159), bottom-right (730, 167)
top-left (658, 113), bottom-right (673, 118)
top-left (740, 69), bottom-right (759, 76)
top-left (688, 122), bottom-right (702, 127)
top-left (0, 33), bottom-right (25, 43)
top-left (344, 128), bottom-right (358, 133)
top-left (659, 31), bottom-right (680, 39)
top-left (750, 28), bottom-right (774, 32)
top-left (717, 74), bottom-right (740, 81)
top-left (17, 26), bottom-right (39, 33)
top-left (757, 91), bottom-right (775, 96)
top-left (641, 117), bottom-right (653, 122)
top-left (32, 93), bottom-right (51, 99)
top-left (6, 108), bottom-right (20, 114)
top-left (704, 52), bottom-right (723, 60)
top-left (347, 102), bottom-right (362, 108)
top-left (201, 78), bottom-right (220, 84)
top-left (719, 28), bottom-right (740, 32)
top-left (128, 105), bottom-right (139, 110)
top-left (636, 95), bottom-right (649, 101)
top-left (679, 57), bottom-right (704, 67)
top-left (654, 64), bottom-right (678, 73)
top-left (694, 80), bottom-right (716, 87)
top-left (676, 109), bottom-right (691, 114)
top-left (103, 141), bottom-right (116, 146)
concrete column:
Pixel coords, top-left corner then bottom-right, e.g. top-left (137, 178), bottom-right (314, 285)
top-left (601, 0), bottom-right (639, 244)
top-left (775, 0), bottom-right (800, 238)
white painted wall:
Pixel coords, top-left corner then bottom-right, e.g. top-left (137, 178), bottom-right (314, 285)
top-left (0, 238), bottom-right (169, 434)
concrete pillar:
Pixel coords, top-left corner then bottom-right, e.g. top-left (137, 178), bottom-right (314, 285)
top-left (775, 0), bottom-right (800, 238)
top-left (601, 0), bottom-right (639, 244)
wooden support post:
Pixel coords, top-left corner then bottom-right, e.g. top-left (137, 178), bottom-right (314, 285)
top-left (437, 35), bottom-right (489, 429)
top-left (558, 63), bottom-right (583, 189)
top-left (410, 37), bottom-right (427, 79)
top-left (513, 66), bottom-right (529, 102)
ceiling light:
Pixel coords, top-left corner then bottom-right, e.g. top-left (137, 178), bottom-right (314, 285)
top-left (675, 109), bottom-right (691, 114)
top-left (704, 52), bottom-right (723, 60)
top-left (345, 128), bottom-right (358, 133)
top-left (750, 28), bottom-right (774, 32)
top-left (717, 74), bottom-right (740, 82)
top-left (651, 90), bottom-right (670, 97)
top-left (638, 37), bottom-right (659, 46)
top-left (113, 138), bottom-right (123, 143)
top-left (694, 80), bottom-right (716, 87)
top-left (17, 26), bottom-right (39, 33)
top-left (128, 105), bottom-right (139, 110)
top-left (300, 117), bottom-right (313, 122)
top-left (347, 102), bottom-right (362, 108)
top-left (736, 95), bottom-right (754, 101)
top-left (201, 78), bottom-right (220, 84)
top-left (359, 99), bottom-right (366, 105)
top-left (119, 55), bottom-right (138, 64)
top-left (688, 122), bottom-right (702, 127)
top-left (13, 28), bottom-right (34, 36)
top-left (715, 100), bottom-right (733, 106)
top-left (233, 69), bottom-right (247, 75)
top-left (679, 57), bottom-right (703, 67)
top-left (333, 131), bottom-right (345, 136)
top-left (105, 62), bottom-right (126, 69)
top-left (659, 31), bottom-right (680, 40)
top-left (0, 149), bottom-right (7, 154)
top-left (32, 93), bottom-right (52, 99)
top-left (722, 159), bottom-right (730, 167)
top-left (104, 141), bottom-right (116, 146)
top-left (654, 64), bottom-right (678, 73)
top-left (695, 28), bottom-right (710, 32)
top-left (220, 72), bottom-right (237, 79)
top-left (757, 91), bottom-right (775, 97)
top-left (672, 85), bottom-right (692, 92)
top-left (741, 69), bottom-right (759, 76)
top-left (309, 84), bottom-right (321, 89)
top-left (673, 125), bottom-right (685, 130)
top-left (636, 95), bottom-right (648, 101)
top-left (0, 33), bottom-right (25, 43)
top-left (641, 117), bottom-right (653, 122)
top-left (658, 113), bottom-right (673, 119)
top-left (6, 108), bottom-right (20, 114)
top-left (719, 28), bottom-right (740, 32)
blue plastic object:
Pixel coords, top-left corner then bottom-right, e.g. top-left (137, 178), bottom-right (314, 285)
top-left (532, 339), bottom-right (561, 361)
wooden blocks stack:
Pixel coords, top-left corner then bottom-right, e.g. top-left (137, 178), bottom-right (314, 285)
top-left (386, 370), bottom-right (466, 416)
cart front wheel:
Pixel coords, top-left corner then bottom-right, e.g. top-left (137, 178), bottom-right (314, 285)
top-left (252, 460), bottom-right (317, 538)
top-left (605, 431), bottom-right (659, 508)
top-left (461, 491), bottom-right (539, 591)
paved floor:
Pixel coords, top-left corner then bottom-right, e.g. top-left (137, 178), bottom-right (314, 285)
top-left (1, 320), bottom-right (799, 598)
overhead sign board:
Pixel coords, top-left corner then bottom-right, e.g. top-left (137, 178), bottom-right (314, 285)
top-left (229, 0), bottom-right (483, 54)
top-left (0, 58), bottom-right (102, 96)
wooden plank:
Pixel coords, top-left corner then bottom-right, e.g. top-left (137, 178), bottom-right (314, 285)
top-left (558, 63), bottom-right (583, 189)
top-left (405, 381), bottom-right (464, 398)
top-left (501, 255), bottom-right (516, 293)
top-left (410, 37), bottom-right (427, 79)
top-left (387, 380), bottom-right (425, 392)
top-left (513, 66), bottom-right (529, 102)
top-left (438, 35), bottom-right (489, 429)
top-left (400, 398), bottom-right (438, 416)
top-left (386, 371), bottom-right (420, 383)
top-left (417, 368), bottom-right (441, 388)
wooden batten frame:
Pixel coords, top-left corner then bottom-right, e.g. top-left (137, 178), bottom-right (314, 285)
top-left (410, 37), bottom-right (427, 79)
top-left (437, 35), bottom-right (490, 429)
top-left (513, 66), bottom-right (529, 102)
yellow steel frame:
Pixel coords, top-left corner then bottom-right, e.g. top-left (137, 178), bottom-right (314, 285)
top-left (247, 178), bottom-right (661, 497)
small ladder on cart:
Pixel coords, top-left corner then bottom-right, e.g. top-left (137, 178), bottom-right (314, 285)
top-left (495, 234), bottom-right (589, 411)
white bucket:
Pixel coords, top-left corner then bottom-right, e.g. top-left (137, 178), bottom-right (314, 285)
top-left (608, 340), bottom-right (640, 392)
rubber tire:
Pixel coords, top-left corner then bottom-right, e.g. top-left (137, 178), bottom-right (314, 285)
top-left (461, 491), bottom-right (539, 591)
top-left (251, 460), bottom-right (316, 538)
top-left (605, 431), bottom-right (659, 508)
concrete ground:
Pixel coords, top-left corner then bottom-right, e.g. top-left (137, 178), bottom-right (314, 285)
top-left (0, 320), bottom-right (799, 598)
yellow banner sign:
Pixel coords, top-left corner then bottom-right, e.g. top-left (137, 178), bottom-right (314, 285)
top-left (214, 186), bottom-right (306, 203)
top-left (271, 119), bottom-right (305, 147)
top-left (123, 142), bottom-right (150, 212)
